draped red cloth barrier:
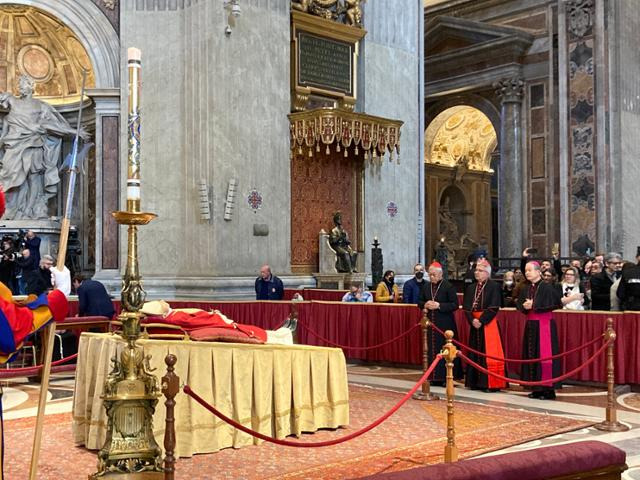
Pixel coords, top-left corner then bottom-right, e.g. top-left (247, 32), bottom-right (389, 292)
top-left (62, 299), bottom-right (639, 384)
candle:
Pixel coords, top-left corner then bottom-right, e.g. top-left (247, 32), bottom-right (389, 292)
top-left (127, 47), bottom-right (142, 212)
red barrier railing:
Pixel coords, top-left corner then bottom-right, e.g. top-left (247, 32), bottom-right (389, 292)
top-left (456, 339), bottom-right (611, 387)
top-left (0, 353), bottom-right (78, 379)
top-left (430, 322), bottom-right (605, 364)
top-left (296, 320), bottom-right (420, 351)
top-left (184, 354), bottom-right (443, 448)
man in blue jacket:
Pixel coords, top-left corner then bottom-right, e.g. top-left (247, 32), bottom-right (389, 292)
top-left (403, 263), bottom-right (427, 304)
top-left (72, 275), bottom-right (115, 318)
top-left (255, 264), bottom-right (284, 300)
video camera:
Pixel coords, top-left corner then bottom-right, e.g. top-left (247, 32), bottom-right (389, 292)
top-left (0, 233), bottom-right (22, 261)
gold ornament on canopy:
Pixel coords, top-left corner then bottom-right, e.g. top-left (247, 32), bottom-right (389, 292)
top-left (291, 0), bottom-right (366, 28)
top-left (289, 108), bottom-right (403, 163)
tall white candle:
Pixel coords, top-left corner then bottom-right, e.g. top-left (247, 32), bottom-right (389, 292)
top-left (127, 47), bottom-right (142, 209)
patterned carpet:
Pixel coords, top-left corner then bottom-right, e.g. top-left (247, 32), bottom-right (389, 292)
top-left (4, 385), bottom-right (593, 480)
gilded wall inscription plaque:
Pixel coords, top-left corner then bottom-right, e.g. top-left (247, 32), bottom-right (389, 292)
top-left (297, 31), bottom-right (353, 96)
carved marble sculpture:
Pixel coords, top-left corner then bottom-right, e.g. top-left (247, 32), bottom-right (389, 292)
top-left (0, 75), bottom-right (87, 219)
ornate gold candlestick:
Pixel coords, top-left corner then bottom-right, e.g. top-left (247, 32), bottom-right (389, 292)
top-left (90, 47), bottom-right (163, 479)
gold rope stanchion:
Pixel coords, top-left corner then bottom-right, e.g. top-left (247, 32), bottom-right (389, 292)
top-left (443, 330), bottom-right (458, 463)
top-left (594, 317), bottom-right (629, 432)
top-left (412, 310), bottom-right (439, 401)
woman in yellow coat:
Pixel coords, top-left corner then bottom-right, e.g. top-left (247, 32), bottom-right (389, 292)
top-left (375, 270), bottom-right (399, 303)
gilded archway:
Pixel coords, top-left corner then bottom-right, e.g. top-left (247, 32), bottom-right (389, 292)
top-left (0, 5), bottom-right (95, 103)
top-left (424, 106), bottom-right (497, 276)
top-left (425, 106), bottom-right (496, 172)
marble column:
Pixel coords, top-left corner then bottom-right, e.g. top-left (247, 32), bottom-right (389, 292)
top-left (87, 88), bottom-right (121, 286)
top-left (494, 77), bottom-right (525, 259)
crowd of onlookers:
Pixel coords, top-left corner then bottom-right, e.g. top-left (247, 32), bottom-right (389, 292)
top-left (498, 248), bottom-right (640, 312)
top-left (335, 247), bottom-right (640, 312)
top-left (256, 247), bottom-right (640, 313)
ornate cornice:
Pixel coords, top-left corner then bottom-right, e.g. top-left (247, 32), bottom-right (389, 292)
top-left (494, 77), bottom-right (524, 104)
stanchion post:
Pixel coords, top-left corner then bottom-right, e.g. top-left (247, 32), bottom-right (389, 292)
top-left (413, 310), bottom-right (439, 401)
top-left (443, 330), bottom-right (458, 463)
top-left (594, 318), bottom-right (629, 432)
top-left (162, 354), bottom-right (180, 479)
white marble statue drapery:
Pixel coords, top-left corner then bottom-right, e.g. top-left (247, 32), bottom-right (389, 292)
top-left (0, 76), bottom-right (83, 220)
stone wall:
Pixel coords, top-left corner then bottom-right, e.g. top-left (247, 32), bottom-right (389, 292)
top-left (121, 0), bottom-right (291, 281)
top-left (120, 0), bottom-right (422, 294)
top-left (611, 0), bottom-right (640, 260)
top-left (362, 0), bottom-right (422, 272)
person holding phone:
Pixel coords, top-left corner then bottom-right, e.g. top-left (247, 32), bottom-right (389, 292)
top-left (520, 247), bottom-right (561, 276)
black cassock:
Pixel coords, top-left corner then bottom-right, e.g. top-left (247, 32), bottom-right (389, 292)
top-left (516, 280), bottom-right (563, 391)
top-left (418, 279), bottom-right (462, 382)
top-left (462, 280), bottom-right (505, 390)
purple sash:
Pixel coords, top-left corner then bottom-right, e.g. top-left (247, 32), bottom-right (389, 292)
top-left (526, 310), bottom-right (553, 386)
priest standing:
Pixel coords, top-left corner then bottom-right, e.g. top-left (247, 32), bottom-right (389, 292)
top-left (418, 262), bottom-right (462, 385)
top-left (516, 261), bottom-right (563, 400)
top-left (462, 258), bottom-right (506, 391)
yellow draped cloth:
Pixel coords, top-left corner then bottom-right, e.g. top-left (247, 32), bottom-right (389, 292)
top-left (72, 333), bottom-right (349, 457)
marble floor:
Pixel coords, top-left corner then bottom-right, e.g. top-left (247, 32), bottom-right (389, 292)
top-left (1, 367), bottom-right (639, 479)
top-left (347, 364), bottom-right (640, 479)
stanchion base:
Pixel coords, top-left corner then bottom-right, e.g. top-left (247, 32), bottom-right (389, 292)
top-left (412, 391), bottom-right (439, 401)
top-left (594, 421), bottom-right (629, 432)
top-left (444, 445), bottom-right (459, 463)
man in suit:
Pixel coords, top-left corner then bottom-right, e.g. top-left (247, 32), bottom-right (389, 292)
top-left (590, 252), bottom-right (623, 311)
top-left (72, 275), bottom-right (115, 318)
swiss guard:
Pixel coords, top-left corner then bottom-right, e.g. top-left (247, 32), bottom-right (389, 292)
top-left (0, 188), bottom-right (69, 479)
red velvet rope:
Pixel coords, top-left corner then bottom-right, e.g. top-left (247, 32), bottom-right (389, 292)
top-left (183, 354), bottom-right (443, 448)
top-left (297, 320), bottom-right (420, 351)
top-left (457, 339), bottom-right (611, 387)
top-left (0, 353), bottom-right (78, 378)
top-left (429, 322), bottom-right (605, 363)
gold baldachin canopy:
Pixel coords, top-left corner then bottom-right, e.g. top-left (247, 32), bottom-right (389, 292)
top-left (289, 108), bottom-right (403, 163)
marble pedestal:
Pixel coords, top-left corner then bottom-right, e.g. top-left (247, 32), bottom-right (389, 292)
top-left (312, 272), bottom-right (367, 290)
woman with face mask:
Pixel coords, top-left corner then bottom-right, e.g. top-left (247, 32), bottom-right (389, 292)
top-left (375, 269), bottom-right (399, 303)
top-left (502, 271), bottom-right (517, 307)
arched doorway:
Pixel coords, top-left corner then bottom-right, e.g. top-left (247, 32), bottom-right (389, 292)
top-left (0, 4), bottom-right (100, 273)
top-left (425, 106), bottom-right (497, 278)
